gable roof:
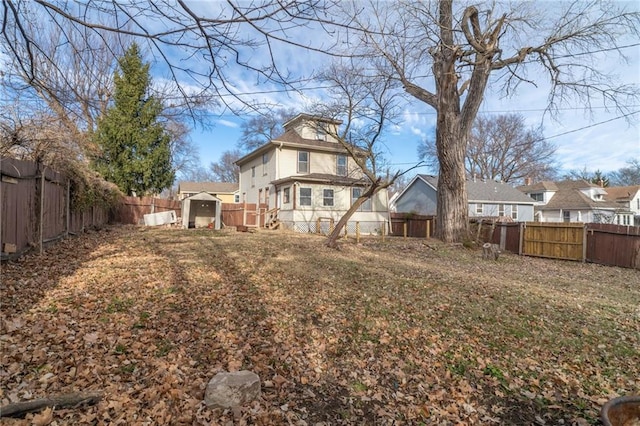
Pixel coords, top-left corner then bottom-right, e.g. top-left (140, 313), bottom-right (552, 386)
top-left (413, 174), bottom-right (535, 204)
top-left (178, 182), bottom-right (238, 194)
top-left (603, 185), bottom-right (640, 202)
top-left (519, 180), bottom-right (620, 211)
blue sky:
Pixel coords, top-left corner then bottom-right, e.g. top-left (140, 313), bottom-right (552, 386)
top-left (159, 2), bottom-right (640, 179)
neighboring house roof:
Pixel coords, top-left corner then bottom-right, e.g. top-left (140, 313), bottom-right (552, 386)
top-left (178, 182), bottom-right (239, 193)
top-left (519, 179), bottom-right (621, 211)
top-left (604, 185), bottom-right (640, 202)
top-left (415, 175), bottom-right (535, 204)
top-left (271, 173), bottom-right (368, 187)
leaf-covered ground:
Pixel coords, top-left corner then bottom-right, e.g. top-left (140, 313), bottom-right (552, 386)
top-left (1, 226), bottom-right (638, 425)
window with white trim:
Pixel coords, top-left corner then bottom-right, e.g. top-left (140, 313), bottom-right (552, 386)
top-left (511, 205), bottom-right (518, 220)
top-left (262, 153), bottom-right (268, 175)
top-left (283, 187), bottom-right (290, 204)
top-left (336, 155), bottom-right (347, 176)
top-left (352, 187), bottom-right (371, 211)
top-left (298, 151), bottom-right (309, 173)
top-left (476, 204), bottom-right (483, 214)
top-left (323, 189), bottom-right (334, 206)
top-left (251, 166), bottom-right (256, 187)
top-left (530, 193), bottom-right (543, 202)
top-left (299, 187), bottom-right (312, 206)
top-left (498, 204), bottom-right (505, 216)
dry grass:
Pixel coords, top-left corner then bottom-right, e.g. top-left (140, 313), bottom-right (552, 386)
top-left (1, 226), bottom-right (638, 425)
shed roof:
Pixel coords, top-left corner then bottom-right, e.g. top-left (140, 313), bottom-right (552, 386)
top-left (182, 191), bottom-right (222, 202)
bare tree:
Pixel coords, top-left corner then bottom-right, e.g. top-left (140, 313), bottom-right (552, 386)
top-left (209, 149), bottom-right (242, 183)
top-left (312, 61), bottom-right (419, 248)
top-left (419, 114), bottom-right (559, 183)
top-left (610, 159), bottom-right (640, 186)
top-left (349, 0), bottom-right (639, 242)
top-left (238, 108), bottom-right (298, 152)
top-left (1, 1), bottom-right (349, 113)
top-left (564, 167), bottom-right (610, 187)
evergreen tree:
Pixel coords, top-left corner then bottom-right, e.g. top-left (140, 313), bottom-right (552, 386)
top-left (93, 43), bottom-right (174, 196)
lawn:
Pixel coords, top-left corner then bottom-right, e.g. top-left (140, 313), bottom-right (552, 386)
top-left (1, 226), bottom-right (638, 425)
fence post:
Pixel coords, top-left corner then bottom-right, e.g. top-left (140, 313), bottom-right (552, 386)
top-left (499, 224), bottom-right (506, 251)
top-left (381, 221), bottom-right (386, 242)
top-left (518, 222), bottom-right (525, 255)
top-left (426, 219), bottom-right (430, 239)
top-left (356, 222), bottom-right (360, 243)
top-left (403, 222), bottom-right (407, 239)
top-left (582, 224), bottom-right (588, 263)
top-left (65, 179), bottom-right (70, 238)
top-left (38, 165), bottom-right (45, 254)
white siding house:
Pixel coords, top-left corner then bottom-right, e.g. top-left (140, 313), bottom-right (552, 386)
top-left (517, 180), bottom-right (633, 224)
top-left (236, 114), bottom-right (390, 233)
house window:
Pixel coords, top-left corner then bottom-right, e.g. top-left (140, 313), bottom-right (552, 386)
top-left (563, 210), bottom-right (570, 222)
top-left (530, 193), bottom-right (543, 202)
top-left (476, 204), bottom-right (483, 214)
top-left (352, 187), bottom-right (371, 211)
top-left (511, 205), bottom-right (518, 220)
top-left (498, 204), bottom-right (505, 216)
top-left (299, 187), bottom-right (312, 206)
top-left (262, 153), bottom-right (268, 176)
top-left (336, 155), bottom-right (347, 176)
top-left (316, 124), bottom-right (326, 141)
top-left (323, 189), bottom-right (334, 207)
top-left (259, 188), bottom-right (263, 204)
top-left (251, 166), bottom-right (256, 187)
top-left (298, 151), bottom-right (309, 173)
top-left (283, 187), bottom-right (290, 204)
top-left (234, 194), bottom-right (240, 203)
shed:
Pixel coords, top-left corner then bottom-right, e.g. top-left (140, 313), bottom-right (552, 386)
top-left (181, 192), bottom-right (222, 229)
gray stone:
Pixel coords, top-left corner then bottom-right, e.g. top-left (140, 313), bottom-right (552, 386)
top-left (204, 370), bottom-right (261, 408)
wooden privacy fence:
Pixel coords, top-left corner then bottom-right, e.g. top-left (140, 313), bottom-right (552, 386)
top-left (112, 196), bottom-right (181, 225)
top-left (389, 213), bottom-right (435, 238)
top-left (1, 157), bottom-right (109, 259)
top-left (221, 203), bottom-right (267, 228)
top-left (488, 222), bottom-right (640, 269)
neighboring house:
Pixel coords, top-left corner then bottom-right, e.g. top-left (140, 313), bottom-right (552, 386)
top-left (392, 175), bottom-right (535, 221)
top-left (517, 179), bottom-right (633, 224)
top-left (177, 182), bottom-right (239, 203)
top-left (603, 185), bottom-right (640, 226)
top-left (235, 113), bottom-right (389, 233)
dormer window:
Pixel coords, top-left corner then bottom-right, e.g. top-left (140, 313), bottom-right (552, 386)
top-left (530, 193), bottom-right (543, 202)
top-left (316, 125), bottom-right (327, 141)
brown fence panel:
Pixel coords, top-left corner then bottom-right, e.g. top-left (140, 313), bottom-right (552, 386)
top-left (42, 169), bottom-right (67, 242)
top-left (1, 158), bottom-right (38, 255)
top-left (389, 213), bottom-right (435, 238)
top-left (490, 222), bottom-right (521, 254)
top-left (221, 203), bottom-right (245, 226)
top-left (523, 222), bottom-right (584, 261)
top-left (112, 196), bottom-right (180, 224)
top-left (586, 223), bottom-right (640, 269)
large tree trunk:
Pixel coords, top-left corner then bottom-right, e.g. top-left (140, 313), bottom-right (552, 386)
top-left (433, 0), bottom-right (469, 243)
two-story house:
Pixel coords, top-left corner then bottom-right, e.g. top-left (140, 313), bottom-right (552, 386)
top-left (236, 113), bottom-right (390, 233)
top-left (517, 179), bottom-right (633, 224)
top-left (603, 185), bottom-right (640, 226)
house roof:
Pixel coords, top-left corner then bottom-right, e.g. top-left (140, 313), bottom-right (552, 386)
top-left (178, 182), bottom-right (238, 194)
top-left (516, 181), bottom-right (559, 192)
top-left (415, 175), bottom-right (535, 204)
top-left (603, 185), bottom-right (640, 202)
top-left (271, 173), bottom-right (368, 187)
top-left (522, 180), bottom-right (620, 211)
top-left (282, 113), bottom-right (342, 129)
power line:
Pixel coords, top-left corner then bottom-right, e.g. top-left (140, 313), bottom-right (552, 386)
top-left (387, 110), bottom-right (640, 166)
